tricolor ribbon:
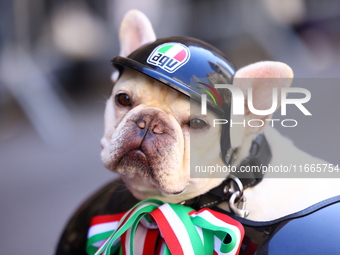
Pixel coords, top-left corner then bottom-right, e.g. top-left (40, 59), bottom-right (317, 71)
top-left (86, 199), bottom-right (244, 255)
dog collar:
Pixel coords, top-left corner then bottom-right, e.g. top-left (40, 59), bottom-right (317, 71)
top-left (180, 133), bottom-right (272, 217)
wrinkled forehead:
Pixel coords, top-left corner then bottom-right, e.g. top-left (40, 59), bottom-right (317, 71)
top-left (114, 69), bottom-right (193, 114)
top-left (114, 69), bottom-right (185, 99)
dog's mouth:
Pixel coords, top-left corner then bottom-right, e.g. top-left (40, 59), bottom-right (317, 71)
top-left (125, 149), bottom-right (149, 166)
top-left (117, 148), bottom-right (188, 197)
top-left (117, 147), bottom-right (151, 174)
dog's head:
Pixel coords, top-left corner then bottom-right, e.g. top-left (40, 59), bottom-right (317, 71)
top-left (101, 10), bottom-right (293, 203)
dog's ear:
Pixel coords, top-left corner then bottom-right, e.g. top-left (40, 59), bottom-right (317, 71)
top-left (233, 61), bottom-right (294, 135)
top-left (119, 10), bottom-right (156, 57)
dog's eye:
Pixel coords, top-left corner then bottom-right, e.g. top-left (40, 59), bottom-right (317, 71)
top-left (189, 118), bottom-right (207, 129)
top-left (116, 93), bottom-right (131, 106)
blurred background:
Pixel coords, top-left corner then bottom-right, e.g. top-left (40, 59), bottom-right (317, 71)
top-left (1, 0), bottom-right (340, 254)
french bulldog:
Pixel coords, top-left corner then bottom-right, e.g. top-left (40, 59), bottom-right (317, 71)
top-left (100, 10), bottom-right (340, 221)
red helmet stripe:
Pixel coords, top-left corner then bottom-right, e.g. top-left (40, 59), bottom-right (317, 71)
top-left (173, 49), bottom-right (187, 62)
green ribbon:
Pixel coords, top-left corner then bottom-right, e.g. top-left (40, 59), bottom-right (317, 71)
top-left (86, 199), bottom-right (244, 255)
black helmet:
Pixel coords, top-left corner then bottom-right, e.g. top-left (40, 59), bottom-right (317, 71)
top-left (112, 37), bottom-right (235, 164)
